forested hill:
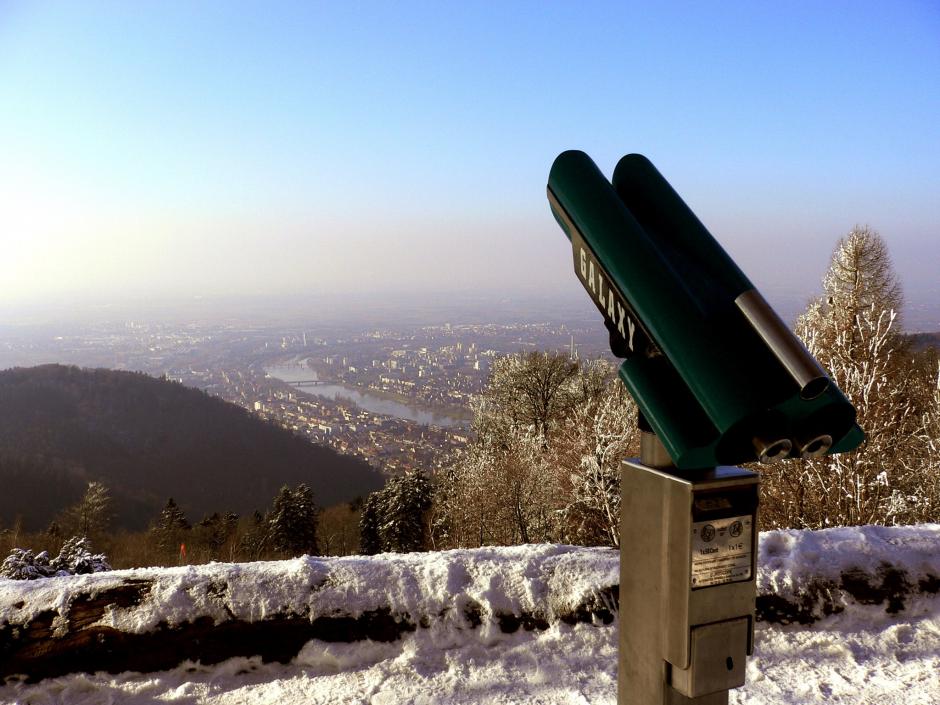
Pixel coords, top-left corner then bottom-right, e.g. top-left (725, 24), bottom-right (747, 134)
top-left (0, 365), bottom-right (384, 530)
top-left (909, 331), bottom-right (940, 352)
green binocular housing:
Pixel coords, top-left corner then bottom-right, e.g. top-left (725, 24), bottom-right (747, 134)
top-left (548, 150), bottom-right (864, 469)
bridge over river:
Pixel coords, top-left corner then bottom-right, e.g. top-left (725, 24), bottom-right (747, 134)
top-left (264, 363), bottom-right (468, 427)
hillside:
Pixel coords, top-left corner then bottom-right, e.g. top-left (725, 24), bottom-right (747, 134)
top-left (1, 526), bottom-right (938, 703)
top-left (0, 364), bottom-right (384, 530)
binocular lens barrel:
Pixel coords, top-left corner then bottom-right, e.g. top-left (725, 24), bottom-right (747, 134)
top-left (735, 290), bottom-right (830, 400)
top-left (798, 434), bottom-right (833, 458)
top-left (751, 436), bottom-right (793, 463)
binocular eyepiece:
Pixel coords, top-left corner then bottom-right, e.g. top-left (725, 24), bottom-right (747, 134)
top-left (548, 151), bottom-right (863, 469)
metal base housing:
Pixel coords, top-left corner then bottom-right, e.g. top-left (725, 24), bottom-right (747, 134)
top-left (618, 460), bottom-right (759, 705)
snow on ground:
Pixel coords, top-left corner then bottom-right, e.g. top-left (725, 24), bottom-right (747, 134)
top-left (2, 526), bottom-right (939, 704)
top-left (744, 610), bottom-right (940, 705)
top-left (4, 612), bottom-right (937, 705)
top-left (2, 622), bottom-right (615, 705)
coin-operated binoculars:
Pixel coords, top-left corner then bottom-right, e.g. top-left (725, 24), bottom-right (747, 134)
top-left (547, 151), bottom-right (863, 705)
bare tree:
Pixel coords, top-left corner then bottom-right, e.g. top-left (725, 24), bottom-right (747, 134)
top-left (906, 361), bottom-right (940, 522)
top-left (319, 502), bottom-right (361, 556)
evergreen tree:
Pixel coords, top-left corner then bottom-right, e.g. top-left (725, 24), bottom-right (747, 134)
top-left (267, 484), bottom-right (319, 557)
top-left (267, 486), bottom-right (294, 554)
top-left (194, 511), bottom-right (238, 561)
top-left (151, 498), bottom-right (190, 554)
top-left (51, 536), bottom-right (111, 575)
top-left (1, 536), bottom-right (110, 579)
top-left (378, 472), bottom-right (432, 553)
top-left (359, 492), bottom-right (382, 555)
top-left (45, 520), bottom-right (63, 554)
top-left (46, 521), bottom-right (61, 540)
top-left (61, 481), bottom-right (112, 541)
top-left (1, 548), bottom-right (54, 580)
top-left (359, 473), bottom-right (432, 554)
top-left (290, 483), bottom-right (319, 556)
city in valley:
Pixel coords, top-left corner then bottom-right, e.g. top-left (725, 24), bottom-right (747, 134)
top-left (0, 314), bottom-right (614, 478)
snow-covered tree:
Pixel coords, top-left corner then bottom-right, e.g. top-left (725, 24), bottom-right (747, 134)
top-left (359, 472), bottom-right (432, 554)
top-left (430, 449), bottom-right (492, 548)
top-left (434, 403), bottom-right (561, 547)
top-left (378, 472), bottom-right (432, 553)
top-left (267, 484), bottom-right (319, 557)
top-left (1, 537), bottom-right (110, 580)
top-left (358, 493), bottom-right (383, 555)
top-left (51, 536), bottom-right (111, 575)
top-left (906, 361), bottom-right (940, 522)
top-left (487, 352), bottom-right (604, 439)
top-left (762, 227), bottom-right (934, 528)
top-left (0, 548), bottom-right (54, 580)
top-left (927, 363), bottom-right (940, 472)
top-left (928, 362), bottom-right (940, 470)
top-left (433, 354), bottom-right (635, 548)
top-left (554, 377), bottom-right (639, 546)
top-left (819, 225), bottom-right (903, 350)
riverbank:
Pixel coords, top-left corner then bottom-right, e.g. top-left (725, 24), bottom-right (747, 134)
top-left (265, 357), bottom-right (472, 428)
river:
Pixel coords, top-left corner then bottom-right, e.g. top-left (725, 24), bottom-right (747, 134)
top-left (264, 361), bottom-right (469, 428)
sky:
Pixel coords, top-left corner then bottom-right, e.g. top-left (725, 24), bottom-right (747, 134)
top-left (0, 2), bottom-right (938, 324)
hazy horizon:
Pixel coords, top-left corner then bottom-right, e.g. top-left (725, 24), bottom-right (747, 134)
top-left (2, 3), bottom-right (938, 328)
top-left (2, 284), bottom-right (939, 334)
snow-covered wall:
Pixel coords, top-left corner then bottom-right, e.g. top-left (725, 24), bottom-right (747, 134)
top-left (755, 524), bottom-right (940, 623)
top-left (1, 526), bottom-right (938, 683)
top-left (0, 545), bottom-right (618, 681)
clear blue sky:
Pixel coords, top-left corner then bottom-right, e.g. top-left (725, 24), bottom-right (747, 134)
top-left (1, 2), bottom-right (938, 322)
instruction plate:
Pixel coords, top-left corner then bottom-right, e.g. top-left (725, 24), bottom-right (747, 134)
top-left (691, 515), bottom-right (753, 588)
